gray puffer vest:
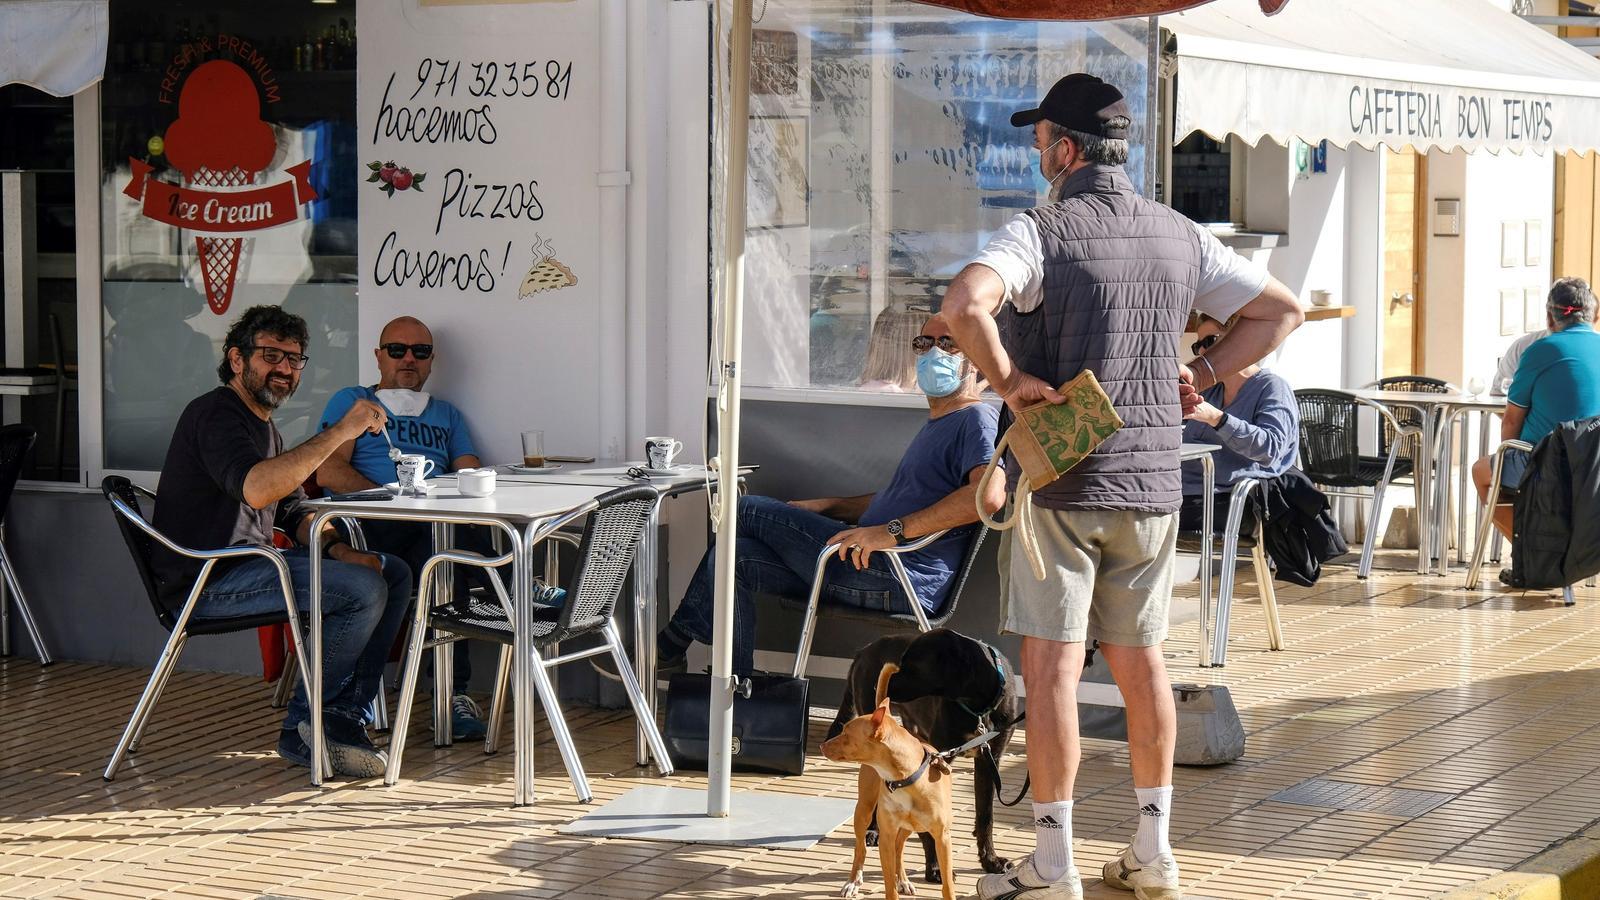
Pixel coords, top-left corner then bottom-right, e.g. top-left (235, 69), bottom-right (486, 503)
top-left (1002, 164), bottom-right (1202, 513)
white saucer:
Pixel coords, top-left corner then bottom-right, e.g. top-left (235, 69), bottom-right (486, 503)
top-left (509, 463), bottom-right (561, 474)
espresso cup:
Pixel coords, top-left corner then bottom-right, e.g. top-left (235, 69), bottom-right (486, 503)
top-left (395, 454), bottom-right (437, 496)
top-left (645, 436), bottom-right (682, 470)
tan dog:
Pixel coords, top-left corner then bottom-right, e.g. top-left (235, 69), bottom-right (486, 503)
top-left (820, 662), bottom-right (955, 900)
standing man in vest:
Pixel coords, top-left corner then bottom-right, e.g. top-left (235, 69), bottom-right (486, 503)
top-left (944, 74), bottom-right (1303, 900)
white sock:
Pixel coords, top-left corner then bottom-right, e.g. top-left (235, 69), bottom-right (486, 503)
top-left (1030, 799), bottom-right (1074, 881)
top-left (1134, 785), bottom-right (1173, 863)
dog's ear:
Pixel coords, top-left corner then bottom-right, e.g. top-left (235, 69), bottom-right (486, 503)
top-left (870, 699), bottom-right (890, 738)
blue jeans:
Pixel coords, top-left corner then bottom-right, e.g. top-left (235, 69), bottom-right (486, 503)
top-left (198, 549), bottom-right (412, 731)
top-left (667, 495), bottom-right (912, 673)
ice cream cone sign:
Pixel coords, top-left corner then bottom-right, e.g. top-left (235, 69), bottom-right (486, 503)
top-left (121, 59), bottom-right (318, 316)
top-left (519, 235), bottom-right (578, 298)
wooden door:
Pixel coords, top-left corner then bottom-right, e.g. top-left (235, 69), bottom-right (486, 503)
top-left (1382, 148), bottom-right (1424, 378)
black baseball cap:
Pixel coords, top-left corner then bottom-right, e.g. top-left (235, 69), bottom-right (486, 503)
top-left (1011, 73), bottom-right (1131, 139)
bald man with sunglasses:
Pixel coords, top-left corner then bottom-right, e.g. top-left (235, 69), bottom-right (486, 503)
top-left (316, 315), bottom-right (492, 740)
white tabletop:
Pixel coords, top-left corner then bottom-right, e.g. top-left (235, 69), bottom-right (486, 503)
top-left (306, 480), bottom-right (615, 522)
top-left (1346, 388), bottom-right (1504, 408)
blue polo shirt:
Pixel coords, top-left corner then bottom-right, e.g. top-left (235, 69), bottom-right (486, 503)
top-left (319, 386), bottom-right (478, 485)
top-left (1507, 322), bottom-right (1600, 446)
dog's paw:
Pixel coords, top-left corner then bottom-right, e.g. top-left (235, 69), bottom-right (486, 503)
top-left (838, 874), bottom-right (865, 899)
top-left (923, 866), bottom-right (942, 885)
top-left (980, 854), bottom-right (1011, 875)
top-left (897, 876), bottom-right (916, 896)
top-left (864, 828), bottom-right (879, 848)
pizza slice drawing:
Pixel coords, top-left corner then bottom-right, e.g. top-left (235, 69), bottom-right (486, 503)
top-left (519, 235), bottom-right (578, 297)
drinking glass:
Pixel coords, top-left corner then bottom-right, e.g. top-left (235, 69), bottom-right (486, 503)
top-left (520, 430), bottom-right (545, 468)
top-left (1467, 376), bottom-right (1486, 397)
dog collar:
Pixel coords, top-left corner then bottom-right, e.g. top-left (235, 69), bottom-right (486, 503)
top-left (955, 641), bottom-right (1008, 728)
top-left (883, 749), bottom-right (934, 793)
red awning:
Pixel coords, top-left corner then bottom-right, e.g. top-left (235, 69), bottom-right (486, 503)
top-left (908, 0), bottom-right (1288, 20)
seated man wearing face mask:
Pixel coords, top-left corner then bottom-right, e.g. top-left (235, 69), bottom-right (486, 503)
top-left (316, 315), bottom-right (490, 739)
top-left (601, 314), bottom-right (1005, 678)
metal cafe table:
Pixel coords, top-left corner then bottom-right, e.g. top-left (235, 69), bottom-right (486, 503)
top-left (301, 463), bottom-right (736, 802)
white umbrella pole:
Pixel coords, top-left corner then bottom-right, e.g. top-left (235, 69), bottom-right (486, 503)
top-left (708, 0), bottom-right (753, 818)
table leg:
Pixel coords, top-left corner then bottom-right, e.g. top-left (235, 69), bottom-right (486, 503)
top-left (1415, 407), bottom-right (1432, 576)
top-left (430, 523), bottom-right (456, 747)
top-left (633, 502), bottom-right (661, 767)
top-left (1432, 408), bottom-right (1455, 576)
top-left (512, 526), bottom-right (533, 806)
top-left (1456, 411), bottom-right (1470, 565)
top-left (1198, 454), bottom-right (1214, 668)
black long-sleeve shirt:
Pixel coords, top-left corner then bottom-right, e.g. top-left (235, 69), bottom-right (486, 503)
top-left (151, 387), bottom-right (308, 600)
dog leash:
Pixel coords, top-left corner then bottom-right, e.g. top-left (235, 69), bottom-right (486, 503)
top-left (932, 710), bottom-right (1031, 808)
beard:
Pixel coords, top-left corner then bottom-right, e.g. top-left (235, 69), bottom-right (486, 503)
top-left (243, 366), bottom-right (296, 410)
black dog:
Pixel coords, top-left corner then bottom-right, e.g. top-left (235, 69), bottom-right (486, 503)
top-left (827, 628), bottom-right (1020, 881)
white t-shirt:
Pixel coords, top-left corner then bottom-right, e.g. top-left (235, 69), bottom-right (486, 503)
top-left (970, 212), bottom-right (1270, 320)
top-left (1494, 329), bottom-right (1547, 396)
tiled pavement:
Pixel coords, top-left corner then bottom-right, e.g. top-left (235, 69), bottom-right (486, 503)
top-left (4, 553), bottom-right (1600, 899)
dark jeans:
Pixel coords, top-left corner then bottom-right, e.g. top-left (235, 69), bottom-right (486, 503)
top-left (1179, 491), bottom-right (1259, 537)
top-left (198, 549), bottom-right (411, 730)
top-left (667, 495), bottom-right (912, 673)
top-left (354, 519), bottom-right (506, 687)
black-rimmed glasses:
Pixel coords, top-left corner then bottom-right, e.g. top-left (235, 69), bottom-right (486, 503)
top-left (246, 345), bottom-right (309, 369)
top-left (1190, 334), bottom-right (1221, 356)
top-left (911, 334), bottom-right (958, 354)
top-left (381, 342), bottom-right (434, 360)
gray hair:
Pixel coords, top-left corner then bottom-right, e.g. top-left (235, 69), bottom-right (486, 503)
top-left (1547, 277), bottom-right (1598, 329)
top-left (1047, 120), bottom-right (1131, 166)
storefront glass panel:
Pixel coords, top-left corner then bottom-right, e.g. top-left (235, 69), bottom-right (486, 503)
top-left (100, 2), bottom-right (358, 470)
top-left (735, 2), bottom-right (1150, 394)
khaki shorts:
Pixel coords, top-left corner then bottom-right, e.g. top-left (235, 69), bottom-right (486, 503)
top-left (999, 506), bottom-right (1178, 646)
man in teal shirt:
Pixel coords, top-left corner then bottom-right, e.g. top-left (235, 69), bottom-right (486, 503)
top-left (1473, 277), bottom-right (1600, 540)
top-left (317, 315), bottom-right (489, 739)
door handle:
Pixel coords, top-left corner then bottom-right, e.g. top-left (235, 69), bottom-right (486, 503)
top-left (1391, 292), bottom-right (1415, 307)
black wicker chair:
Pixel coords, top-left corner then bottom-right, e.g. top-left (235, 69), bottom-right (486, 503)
top-left (0, 425), bottom-right (46, 663)
top-left (1366, 376), bottom-right (1455, 462)
top-left (384, 484), bottom-right (671, 802)
top-left (783, 525), bottom-right (989, 678)
top-left (101, 476), bottom-right (316, 781)
top-left (1295, 389), bottom-right (1422, 578)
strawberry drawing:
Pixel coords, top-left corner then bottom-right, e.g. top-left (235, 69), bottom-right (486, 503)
top-left (366, 160), bottom-right (425, 196)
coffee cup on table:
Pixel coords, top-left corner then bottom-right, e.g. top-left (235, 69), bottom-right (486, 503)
top-left (457, 467), bottom-right (496, 498)
top-left (645, 436), bottom-right (682, 470)
top-left (395, 454), bottom-right (437, 496)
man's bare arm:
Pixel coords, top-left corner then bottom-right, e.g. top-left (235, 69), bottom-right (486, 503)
top-left (315, 436), bottom-right (380, 494)
top-left (944, 264), bottom-right (1064, 410)
top-left (900, 465), bottom-right (1004, 539)
top-left (243, 400), bottom-right (384, 508)
top-left (1502, 403), bottom-right (1528, 443)
top-left (1192, 276), bottom-right (1304, 389)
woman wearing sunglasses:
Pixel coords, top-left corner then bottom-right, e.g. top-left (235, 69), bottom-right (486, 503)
top-left (1180, 313), bottom-right (1300, 534)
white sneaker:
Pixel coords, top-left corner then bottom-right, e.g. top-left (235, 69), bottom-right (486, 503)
top-left (1101, 846), bottom-right (1181, 900)
top-left (976, 854), bottom-right (1082, 900)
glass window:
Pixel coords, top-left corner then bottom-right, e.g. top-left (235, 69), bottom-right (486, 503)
top-left (0, 84), bottom-right (79, 482)
top-left (100, 2), bottom-right (359, 470)
top-left (734, 3), bottom-right (1151, 394)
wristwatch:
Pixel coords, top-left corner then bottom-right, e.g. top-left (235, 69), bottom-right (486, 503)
top-left (886, 519), bottom-right (909, 545)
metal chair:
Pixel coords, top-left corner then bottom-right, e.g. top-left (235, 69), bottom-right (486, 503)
top-left (100, 476), bottom-right (317, 781)
top-left (0, 425), bottom-right (47, 664)
top-left (1463, 439), bottom-right (1591, 604)
top-left (787, 526), bottom-right (988, 678)
top-left (1177, 478), bottom-right (1282, 667)
top-left (384, 484), bottom-right (672, 802)
top-left (1295, 389), bottom-right (1423, 578)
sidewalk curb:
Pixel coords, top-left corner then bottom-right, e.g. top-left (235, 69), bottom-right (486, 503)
top-left (1436, 825), bottom-right (1600, 900)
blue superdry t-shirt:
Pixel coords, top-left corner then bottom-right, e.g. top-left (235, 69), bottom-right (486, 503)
top-left (860, 402), bottom-right (999, 614)
top-left (318, 386), bottom-right (478, 485)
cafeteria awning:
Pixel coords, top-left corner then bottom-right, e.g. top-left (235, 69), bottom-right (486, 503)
top-left (0, 0), bottom-right (107, 97)
top-left (1165, 0), bottom-right (1600, 154)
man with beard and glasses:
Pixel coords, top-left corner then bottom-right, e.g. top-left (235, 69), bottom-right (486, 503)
top-left (316, 316), bottom-right (494, 740)
top-left (153, 305), bottom-right (413, 778)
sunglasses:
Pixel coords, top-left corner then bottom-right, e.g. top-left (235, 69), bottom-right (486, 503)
top-left (911, 334), bottom-right (958, 354)
top-left (1190, 334), bottom-right (1221, 356)
top-left (380, 342), bottom-right (434, 360)
top-left (246, 345), bottom-right (309, 370)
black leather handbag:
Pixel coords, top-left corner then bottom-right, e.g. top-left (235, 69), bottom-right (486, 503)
top-left (664, 672), bottom-right (809, 776)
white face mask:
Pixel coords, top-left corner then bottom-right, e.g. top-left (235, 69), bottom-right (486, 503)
top-left (1038, 135), bottom-right (1072, 201)
top-left (375, 388), bottom-right (430, 418)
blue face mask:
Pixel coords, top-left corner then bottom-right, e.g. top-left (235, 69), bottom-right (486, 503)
top-left (916, 347), bottom-right (966, 398)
